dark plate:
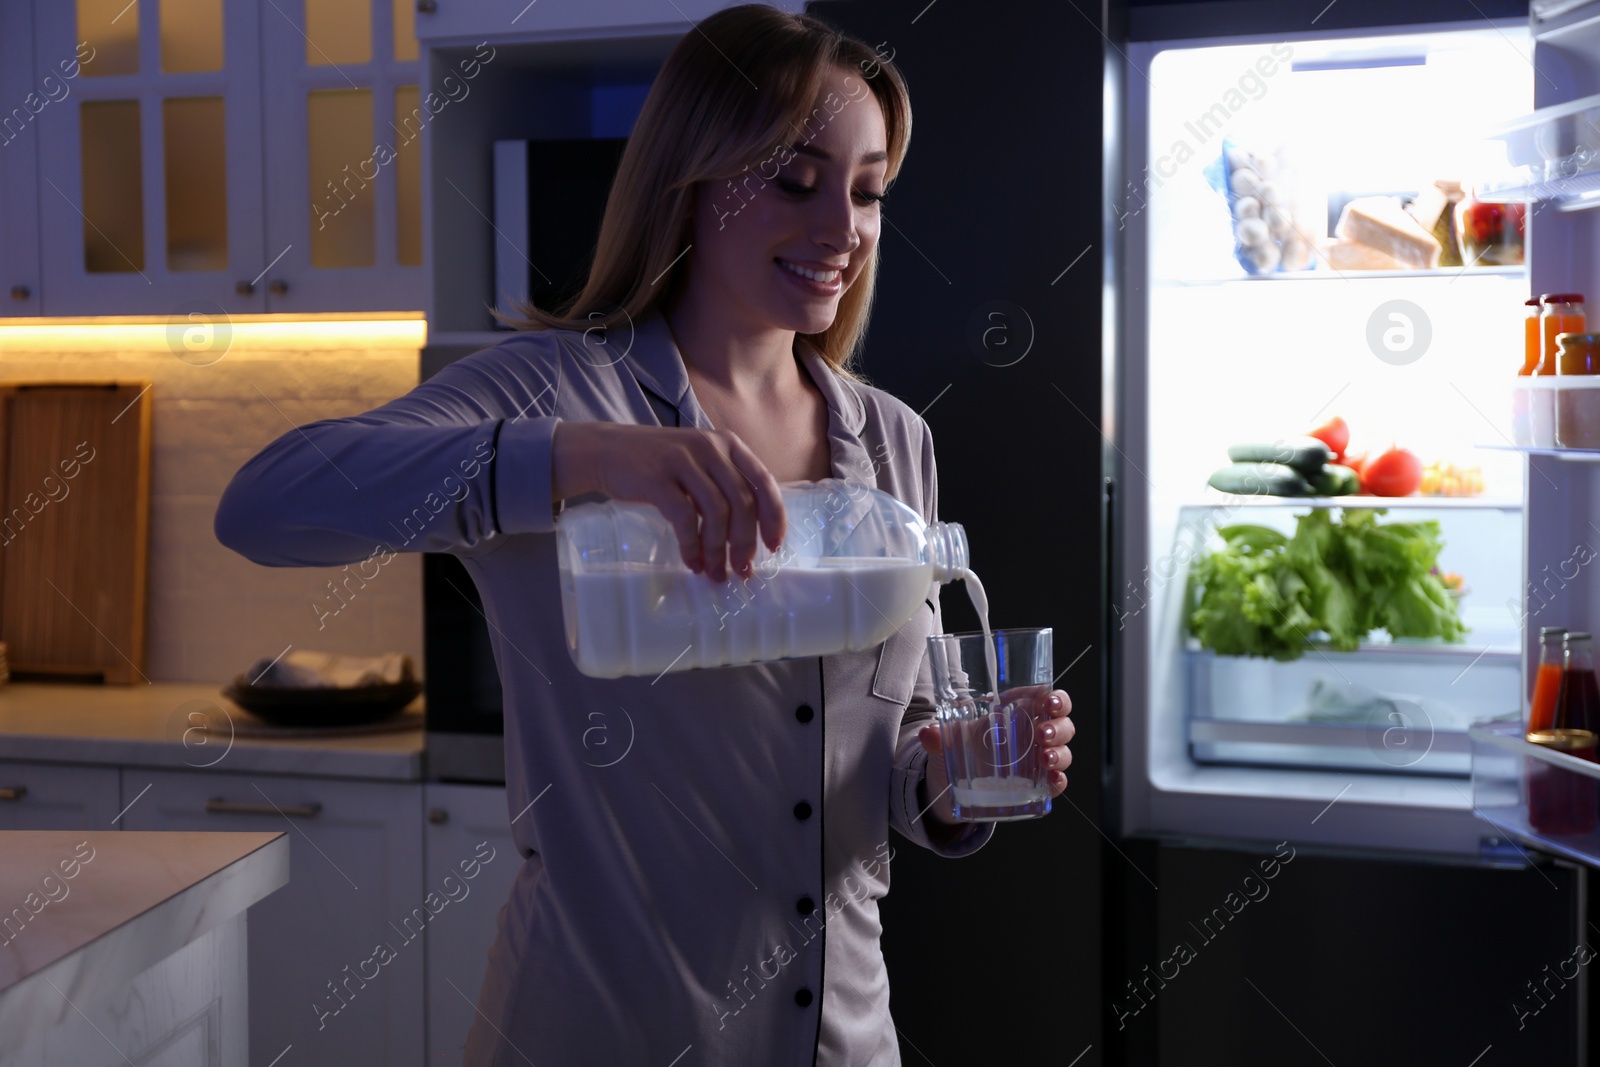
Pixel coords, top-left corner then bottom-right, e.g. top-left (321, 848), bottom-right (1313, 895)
top-left (222, 677), bottom-right (422, 728)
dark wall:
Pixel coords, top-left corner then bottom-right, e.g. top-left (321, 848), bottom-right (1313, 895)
top-left (806, 0), bottom-right (1108, 1062)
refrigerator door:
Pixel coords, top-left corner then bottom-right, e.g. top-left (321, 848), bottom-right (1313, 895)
top-left (1113, 24), bottom-right (1537, 860)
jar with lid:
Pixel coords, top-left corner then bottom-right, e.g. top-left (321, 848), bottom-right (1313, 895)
top-left (1525, 728), bottom-right (1599, 835)
top-left (1557, 338), bottom-right (1600, 449)
top-left (1539, 294), bottom-right (1587, 375)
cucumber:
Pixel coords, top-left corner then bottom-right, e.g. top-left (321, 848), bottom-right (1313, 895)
top-left (1309, 463), bottom-right (1359, 496)
top-left (1208, 462), bottom-right (1313, 497)
top-left (1226, 437), bottom-right (1334, 476)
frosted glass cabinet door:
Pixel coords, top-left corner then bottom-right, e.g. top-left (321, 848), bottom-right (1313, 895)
top-left (260, 0), bottom-right (424, 312)
top-left (32, 0), bottom-right (268, 317)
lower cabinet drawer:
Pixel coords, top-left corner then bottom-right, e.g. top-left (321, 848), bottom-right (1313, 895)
top-left (0, 761), bottom-right (120, 830)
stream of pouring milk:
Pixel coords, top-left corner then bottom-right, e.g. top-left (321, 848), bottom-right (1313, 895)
top-left (951, 569), bottom-right (1047, 809)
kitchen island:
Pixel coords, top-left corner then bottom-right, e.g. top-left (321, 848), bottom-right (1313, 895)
top-left (0, 830), bottom-right (288, 1066)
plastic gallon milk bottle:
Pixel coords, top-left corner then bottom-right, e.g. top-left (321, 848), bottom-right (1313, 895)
top-left (555, 479), bottom-right (971, 679)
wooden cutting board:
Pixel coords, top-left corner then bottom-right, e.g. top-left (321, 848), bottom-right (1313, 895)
top-left (0, 382), bottom-right (152, 684)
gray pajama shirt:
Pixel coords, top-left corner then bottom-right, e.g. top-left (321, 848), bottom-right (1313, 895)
top-left (215, 308), bottom-right (994, 1066)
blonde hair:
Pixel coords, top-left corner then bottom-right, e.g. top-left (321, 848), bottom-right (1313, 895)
top-left (495, 3), bottom-right (911, 379)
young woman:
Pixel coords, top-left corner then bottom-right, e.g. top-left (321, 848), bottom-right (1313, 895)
top-left (215, 6), bottom-right (1074, 1064)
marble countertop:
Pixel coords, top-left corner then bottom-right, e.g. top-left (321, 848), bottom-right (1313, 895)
top-left (0, 682), bottom-right (425, 781)
top-left (0, 830), bottom-right (288, 1038)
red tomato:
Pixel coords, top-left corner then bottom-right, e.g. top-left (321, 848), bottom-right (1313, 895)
top-left (1307, 416), bottom-right (1350, 458)
top-left (1361, 447), bottom-right (1423, 497)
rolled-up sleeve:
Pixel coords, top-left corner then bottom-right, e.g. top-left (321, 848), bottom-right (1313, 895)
top-left (888, 418), bottom-right (996, 858)
top-left (214, 333), bottom-right (565, 567)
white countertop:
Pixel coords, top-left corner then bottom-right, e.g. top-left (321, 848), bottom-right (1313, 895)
top-left (0, 830), bottom-right (288, 1041)
top-left (0, 682), bottom-right (425, 781)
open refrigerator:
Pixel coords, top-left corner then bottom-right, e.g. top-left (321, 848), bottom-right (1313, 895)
top-left (1112, 11), bottom-right (1600, 862)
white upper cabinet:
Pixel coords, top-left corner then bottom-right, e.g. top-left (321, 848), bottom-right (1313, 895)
top-left (21, 0), bottom-right (423, 316)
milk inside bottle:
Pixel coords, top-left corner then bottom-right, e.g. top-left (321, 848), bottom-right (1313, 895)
top-left (555, 479), bottom-right (971, 679)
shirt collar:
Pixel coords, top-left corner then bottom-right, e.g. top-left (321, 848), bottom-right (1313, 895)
top-left (629, 308), bottom-right (869, 441)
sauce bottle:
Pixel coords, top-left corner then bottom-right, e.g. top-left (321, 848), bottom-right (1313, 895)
top-left (1554, 631), bottom-right (1600, 733)
top-left (1539, 294), bottom-right (1587, 375)
top-left (1522, 297), bottom-right (1543, 375)
top-left (1529, 626), bottom-right (1567, 733)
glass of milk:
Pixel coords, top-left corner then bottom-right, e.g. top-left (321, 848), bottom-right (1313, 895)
top-left (927, 628), bottom-right (1054, 821)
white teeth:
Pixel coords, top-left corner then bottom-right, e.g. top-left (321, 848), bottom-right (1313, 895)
top-left (777, 258), bottom-right (840, 283)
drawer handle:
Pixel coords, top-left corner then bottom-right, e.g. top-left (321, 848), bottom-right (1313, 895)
top-left (205, 798), bottom-right (322, 818)
top-left (0, 786), bottom-right (27, 801)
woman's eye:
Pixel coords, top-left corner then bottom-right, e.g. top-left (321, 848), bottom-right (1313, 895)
top-left (777, 178), bottom-right (888, 206)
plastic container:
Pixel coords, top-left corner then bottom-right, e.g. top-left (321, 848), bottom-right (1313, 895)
top-left (1556, 378), bottom-right (1600, 449)
top-left (1530, 376), bottom-right (1558, 447)
top-left (554, 479), bottom-right (971, 679)
top-left (1512, 379), bottom-right (1534, 445)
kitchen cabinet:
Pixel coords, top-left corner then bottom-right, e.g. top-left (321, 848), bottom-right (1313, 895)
top-left (0, 760), bottom-right (120, 830)
top-left (20, 0), bottom-right (422, 317)
top-left (121, 767), bottom-right (425, 1067)
top-left (421, 782), bottom-right (520, 1066)
top-left (0, 3), bottom-right (41, 317)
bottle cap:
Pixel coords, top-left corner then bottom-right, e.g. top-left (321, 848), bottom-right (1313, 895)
top-left (1527, 728), bottom-right (1598, 752)
top-left (1528, 297), bottom-right (1543, 307)
top-left (1541, 293), bottom-right (1586, 305)
top-left (1541, 626), bottom-right (1569, 637)
top-left (1566, 631), bottom-right (1593, 644)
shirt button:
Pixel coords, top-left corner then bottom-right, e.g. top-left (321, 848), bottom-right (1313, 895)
top-left (795, 704), bottom-right (815, 724)
top-left (795, 988), bottom-right (814, 1007)
top-left (793, 801), bottom-right (812, 821)
top-left (796, 895), bottom-right (815, 914)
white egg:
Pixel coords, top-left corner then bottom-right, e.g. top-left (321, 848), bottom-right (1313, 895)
top-left (1281, 236), bottom-right (1312, 271)
top-left (1244, 241), bottom-right (1282, 273)
top-left (1236, 217), bottom-right (1271, 247)
top-left (1265, 205), bottom-right (1293, 238)
top-left (1234, 196), bottom-right (1262, 220)
top-left (1230, 169), bottom-right (1264, 199)
top-left (1257, 181), bottom-right (1281, 207)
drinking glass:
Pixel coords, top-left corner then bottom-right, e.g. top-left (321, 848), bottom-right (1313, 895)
top-left (927, 628), bottom-right (1053, 821)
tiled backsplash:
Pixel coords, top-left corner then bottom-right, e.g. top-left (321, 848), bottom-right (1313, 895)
top-left (0, 318), bottom-right (427, 684)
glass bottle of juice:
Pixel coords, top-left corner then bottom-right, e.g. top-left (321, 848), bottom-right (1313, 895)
top-left (1529, 626), bottom-right (1568, 733)
top-left (1554, 632), bottom-right (1600, 733)
top-left (1522, 297), bottom-right (1543, 375)
top-left (1539, 294), bottom-right (1587, 375)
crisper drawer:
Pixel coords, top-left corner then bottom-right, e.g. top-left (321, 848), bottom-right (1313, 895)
top-left (0, 761), bottom-right (121, 829)
top-left (1471, 718), bottom-right (1600, 868)
top-left (1187, 644), bottom-right (1520, 776)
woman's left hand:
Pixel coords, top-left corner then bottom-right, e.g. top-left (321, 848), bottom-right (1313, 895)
top-left (915, 687), bottom-right (1075, 824)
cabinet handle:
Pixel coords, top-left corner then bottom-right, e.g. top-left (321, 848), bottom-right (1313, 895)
top-left (9, 285), bottom-right (29, 301)
top-left (417, 0), bottom-right (437, 12)
top-left (268, 279), bottom-right (289, 296)
top-left (427, 807), bottom-right (448, 824)
top-left (0, 786), bottom-right (27, 801)
top-left (235, 280), bottom-right (256, 296)
top-left (205, 798), bottom-right (322, 818)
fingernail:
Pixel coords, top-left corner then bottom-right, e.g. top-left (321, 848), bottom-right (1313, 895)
top-left (1049, 695), bottom-right (1063, 710)
top-left (1041, 725), bottom-right (1056, 742)
top-left (1044, 750), bottom-right (1058, 766)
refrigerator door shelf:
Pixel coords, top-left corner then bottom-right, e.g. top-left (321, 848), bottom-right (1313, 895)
top-left (1470, 716), bottom-right (1600, 868)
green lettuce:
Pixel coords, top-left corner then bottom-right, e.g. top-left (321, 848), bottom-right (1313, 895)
top-left (1185, 508), bottom-right (1467, 660)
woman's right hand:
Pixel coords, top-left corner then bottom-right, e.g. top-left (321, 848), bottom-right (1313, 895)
top-left (551, 421), bottom-right (786, 582)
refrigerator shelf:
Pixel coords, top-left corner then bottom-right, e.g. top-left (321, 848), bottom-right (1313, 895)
top-left (1470, 717), bottom-right (1600, 869)
top-left (1155, 266), bottom-right (1524, 286)
top-left (1478, 443), bottom-right (1600, 461)
top-left (1193, 490), bottom-right (1520, 509)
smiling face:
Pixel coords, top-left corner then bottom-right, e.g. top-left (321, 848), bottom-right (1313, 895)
top-left (685, 65), bottom-right (889, 338)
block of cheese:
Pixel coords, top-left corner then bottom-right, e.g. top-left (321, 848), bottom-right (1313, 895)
top-left (1315, 238), bottom-right (1410, 272)
top-left (1334, 197), bottom-right (1442, 270)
